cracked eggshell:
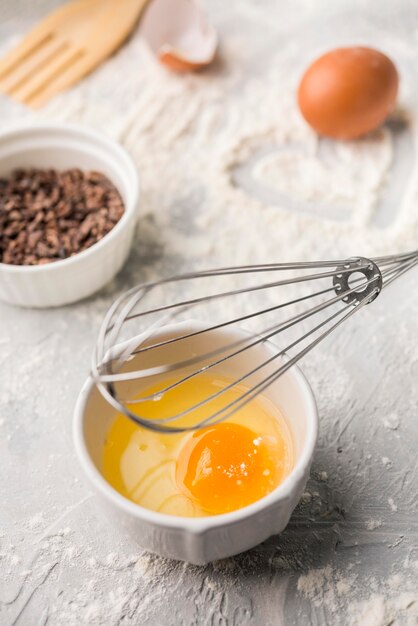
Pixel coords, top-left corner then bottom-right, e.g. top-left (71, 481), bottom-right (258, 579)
top-left (140, 0), bottom-right (217, 72)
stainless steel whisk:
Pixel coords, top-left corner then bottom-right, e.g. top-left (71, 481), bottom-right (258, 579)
top-left (92, 250), bottom-right (418, 433)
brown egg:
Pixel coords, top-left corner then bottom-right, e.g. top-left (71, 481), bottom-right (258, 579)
top-left (298, 47), bottom-right (399, 140)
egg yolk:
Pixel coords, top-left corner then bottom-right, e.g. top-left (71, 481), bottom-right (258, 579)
top-left (103, 374), bottom-right (293, 517)
top-left (176, 422), bottom-right (279, 514)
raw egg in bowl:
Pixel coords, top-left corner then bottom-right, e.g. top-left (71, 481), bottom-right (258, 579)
top-left (73, 322), bottom-right (318, 564)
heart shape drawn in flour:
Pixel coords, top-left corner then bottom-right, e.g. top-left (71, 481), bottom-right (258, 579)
top-left (231, 115), bottom-right (413, 228)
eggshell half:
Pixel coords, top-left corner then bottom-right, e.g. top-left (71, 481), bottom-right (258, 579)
top-left (140, 0), bottom-right (217, 72)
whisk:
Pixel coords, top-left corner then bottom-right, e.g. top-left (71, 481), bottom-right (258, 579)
top-left (92, 250), bottom-right (418, 433)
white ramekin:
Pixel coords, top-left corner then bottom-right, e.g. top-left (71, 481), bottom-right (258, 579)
top-left (73, 322), bottom-right (318, 564)
top-left (0, 123), bottom-right (140, 307)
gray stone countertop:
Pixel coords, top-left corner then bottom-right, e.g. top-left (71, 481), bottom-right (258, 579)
top-left (0, 1), bottom-right (417, 624)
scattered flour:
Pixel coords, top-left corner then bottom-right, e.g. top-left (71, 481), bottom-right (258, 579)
top-left (300, 491), bottom-right (312, 503)
top-left (366, 519), bottom-right (382, 530)
top-left (252, 127), bottom-right (393, 217)
top-left (388, 498), bottom-right (398, 512)
top-left (351, 593), bottom-right (418, 626)
top-left (297, 565), bottom-right (417, 626)
top-left (0, 0), bottom-right (417, 624)
top-left (383, 414), bottom-right (401, 430)
top-left (28, 513), bottom-right (45, 530)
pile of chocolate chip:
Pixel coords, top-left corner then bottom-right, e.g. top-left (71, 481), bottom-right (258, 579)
top-left (0, 168), bottom-right (125, 265)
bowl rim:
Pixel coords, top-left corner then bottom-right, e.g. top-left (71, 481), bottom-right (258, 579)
top-left (0, 122), bottom-right (140, 273)
top-left (73, 325), bottom-right (318, 534)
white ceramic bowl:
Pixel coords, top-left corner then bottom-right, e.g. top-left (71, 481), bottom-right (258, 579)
top-left (73, 322), bottom-right (318, 565)
top-left (0, 123), bottom-right (140, 307)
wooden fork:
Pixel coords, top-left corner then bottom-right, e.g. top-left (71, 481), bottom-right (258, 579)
top-left (0, 0), bottom-right (150, 108)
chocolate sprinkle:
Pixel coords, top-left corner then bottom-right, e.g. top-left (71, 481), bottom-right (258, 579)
top-left (0, 168), bottom-right (125, 266)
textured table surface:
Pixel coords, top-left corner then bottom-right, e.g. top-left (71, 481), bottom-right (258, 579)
top-left (0, 1), bottom-right (417, 625)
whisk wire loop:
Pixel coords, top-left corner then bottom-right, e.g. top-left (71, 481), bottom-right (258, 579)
top-left (92, 251), bottom-right (417, 433)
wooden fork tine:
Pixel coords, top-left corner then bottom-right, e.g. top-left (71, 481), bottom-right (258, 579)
top-left (0, 29), bottom-right (53, 80)
top-left (13, 47), bottom-right (84, 104)
top-left (0, 38), bottom-right (67, 95)
top-left (26, 52), bottom-right (101, 108)
top-left (0, 0), bottom-right (88, 80)
top-left (0, 0), bottom-right (150, 107)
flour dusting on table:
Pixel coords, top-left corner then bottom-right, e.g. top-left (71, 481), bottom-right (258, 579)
top-left (0, 0), bottom-right (417, 625)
